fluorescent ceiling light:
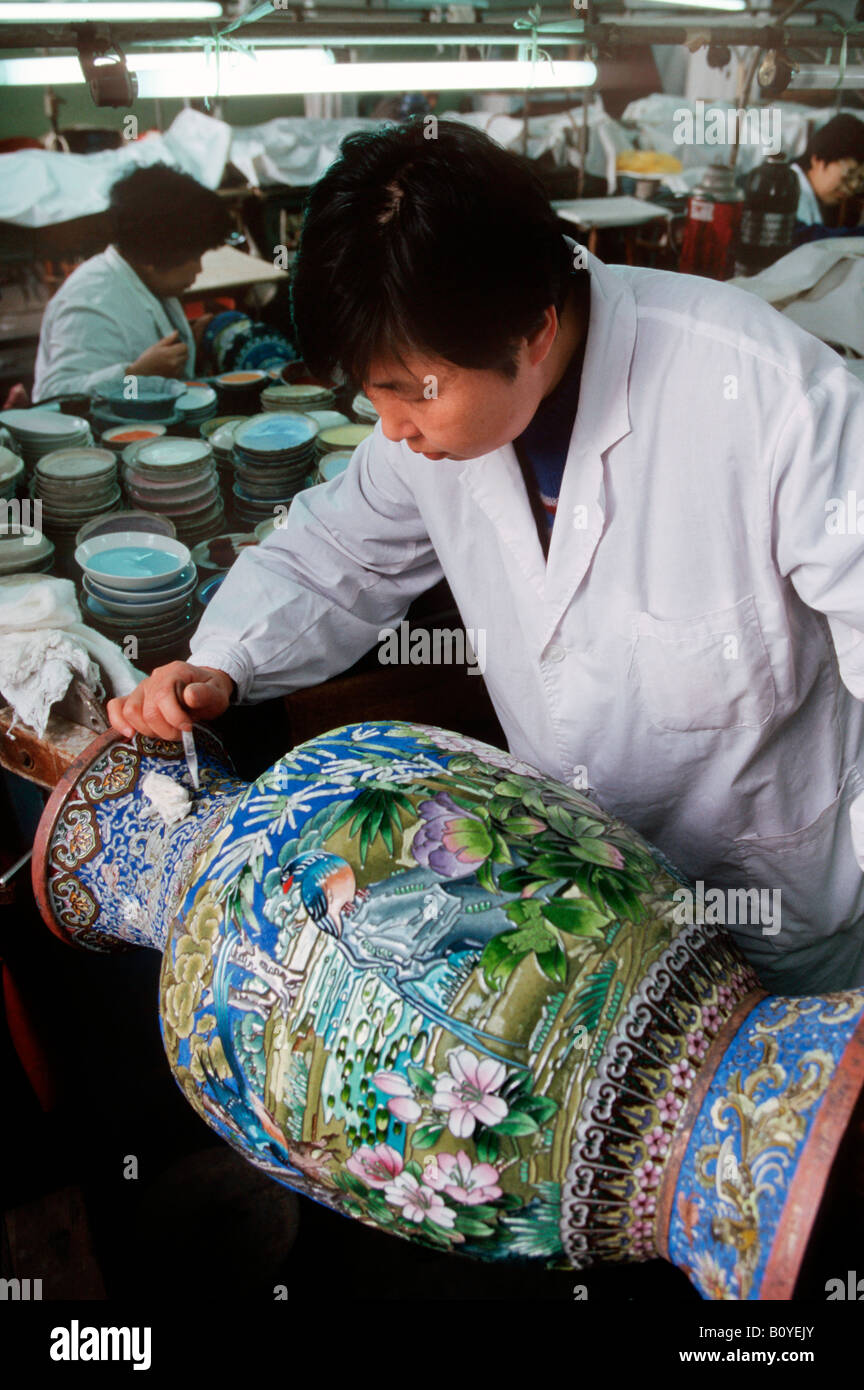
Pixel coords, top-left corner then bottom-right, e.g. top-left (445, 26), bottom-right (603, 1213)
top-left (633, 0), bottom-right (747, 10)
top-left (0, 52), bottom-right (597, 96)
top-left (0, 3), bottom-right (223, 18)
top-left (790, 64), bottom-right (864, 89)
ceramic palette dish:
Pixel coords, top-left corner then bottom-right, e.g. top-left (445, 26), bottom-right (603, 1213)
top-left (101, 423), bottom-right (167, 453)
top-left (352, 391), bottom-right (379, 423)
top-left (91, 401), bottom-right (182, 434)
top-left (0, 525), bottom-right (54, 574)
top-left (75, 531), bottom-right (191, 591)
top-left (94, 378), bottom-right (184, 420)
top-left (253, 513), bottom-right (291, 541)
top-left (82, 561), bottom-right (198, 614)
top-left (230, 412), bottom-right (318, 523)
top-left (176, 383), bottom-right (218, 425)
top-left (260, 383), bottom-right (336, 413)
top-left (0, 409), bottom-right (91, 467)
top-left (316, 424), bottom-right (373, 457)
top-left (190, 533), bottom-right (258, 574)
top-left (75, 510), bottom-right (176, 549)
top-left (314, 451), bottom-right (353, 485)
top-left (0, 446), bottom-right (24, 499)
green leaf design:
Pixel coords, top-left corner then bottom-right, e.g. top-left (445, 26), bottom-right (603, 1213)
top-left (517, 1095), bottom-right (559, 1123)
top-left (460, 1203), bottom-right (499, 1222)
top-left (406, 1064), bottom-right (436, 1095)
top-left (404, 1159), bottom-right (423, 1180)
top-left (453, 1216), bottom-right (496, 1238)
top-left (535, 942), bottom-right (568, 983)
top-left (567, 960), bottom-right (615, 1032)
top-left (505, 815), bottom-right (546, 837)
top-left (572, 837), bottom-right (625, 868)
top-left (545, 804), bottom-right (576, 837)
top-left (542, 897), bottom-right (608, 937)
top-left (411, 1123), bottom-right (445, 1149)
top-left (480, 933), bottom-right (523, 989)
top-left (492, 1112), bottom-right (540, 1136)
top-left (475, 1129), bottom-right (501, 1163)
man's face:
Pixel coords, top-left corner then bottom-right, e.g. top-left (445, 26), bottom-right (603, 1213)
top-left (808, 156), bottom-right (860, 205)
top-left (363, 336), bottom-right (551, 462)
top-left (138, 255), bottom-right (203, 298)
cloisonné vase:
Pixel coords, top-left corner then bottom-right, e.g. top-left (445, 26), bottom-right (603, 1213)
top-left (33, 720), bottom-right (864, 1300)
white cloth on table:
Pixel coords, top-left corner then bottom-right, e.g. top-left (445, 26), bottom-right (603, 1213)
top-left (0, 575), bottom-right (141, 736)
top-left (730, 237), bottom-right (864, 355)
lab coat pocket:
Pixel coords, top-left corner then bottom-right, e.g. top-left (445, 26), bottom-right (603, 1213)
top-left (631, 596), bottom-right (776, 733)
top-left (731, 767), bottom-right (864, 956)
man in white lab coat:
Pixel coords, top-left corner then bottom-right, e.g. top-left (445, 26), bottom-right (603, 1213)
top-left (108, 120), bottom-right (864, 995)
top-left (33, 164), bottom-right (230, 402)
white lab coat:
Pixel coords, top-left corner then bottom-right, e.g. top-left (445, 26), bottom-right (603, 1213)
top-left (189, 246), bottom-right (864, 994)
top-left (33, 245), bottom-right (196, 402)
top-left (792, 161), bottom-right (823, 226)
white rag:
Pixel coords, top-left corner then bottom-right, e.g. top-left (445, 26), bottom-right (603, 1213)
top-left (0, 574), bottom-right (142, 737)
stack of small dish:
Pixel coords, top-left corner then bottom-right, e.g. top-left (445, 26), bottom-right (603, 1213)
top-left (76, 531), bottom-right (198, 671)
top-left (231, 413), bottom-right (318, 530)
top-left (176, 383), bottom-right (218, 430)
top-left (312, 450), bottom-right (353, 487)
top-left (0, 521), bottom-right (54, 575)
top-left (122, 437), bottom-right (225, 547)
top-left (215, 371), bottom-right (267, 416)
top-left (0, 445), bottom-right (24, 500)
top-left (316, 423), bottom-right (373, 462)
top-left (202, 417), bottom-right (246, 510)
top-left (260, 382), bottom-right (335, 413)
top-left (352, 392), bottom-right (379, 423)
top-left (33, 447), bottom-right (121, 564)
top-left (0, 408), bottom-right (92, 472)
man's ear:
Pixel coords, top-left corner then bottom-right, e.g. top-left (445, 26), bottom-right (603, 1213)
top-left (525, 305), bottom-right (558, 368)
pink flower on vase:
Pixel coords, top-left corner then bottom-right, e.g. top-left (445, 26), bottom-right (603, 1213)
top-left (345, 1144), bottom-right (404, 1189)
top-left (372, 1070), bottom-right (422, 1123)
top-left (635, 1160), bottom-right (661, 1191)
top-left (686, 1030), bottom-right (708, 1061)
top-left (423, 1150), bottom-right (503, 1205)
top-left (432, 1048), bottom-right (509, 1138)
top-left (670, 1059), bottom-right (694, 1092)
top-left (658, 1090), bottom-right (683, 1125)
top-left (644, 1125), bottom-right (670, 1159)
top-left (383, 1172), bottom-right (457, 1228)
top-left (633, 1191), bottom-right (656, 1217)
top-left (717, 985), bottom-right (734, 1010)
top-left (702, 1004), bottom-right (721, 1032)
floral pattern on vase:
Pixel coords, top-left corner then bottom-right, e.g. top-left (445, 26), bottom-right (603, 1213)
top-left (33, 719), bottom-right (864, 1293)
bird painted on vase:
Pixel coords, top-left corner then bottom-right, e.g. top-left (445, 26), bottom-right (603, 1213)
top-left (281, 851), bottom-right (368, 938)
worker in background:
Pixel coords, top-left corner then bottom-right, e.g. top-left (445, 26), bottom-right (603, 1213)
top-left (108, 119), bottom-right (864, 997)
top-left (32, 164), bottom-right (231, 402)
top-left (791, 112), bottom-right (864, 244)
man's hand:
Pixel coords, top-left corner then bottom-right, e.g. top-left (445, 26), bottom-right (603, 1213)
top-left (128, 331), bottom-right (189, 379)
top-left (106, 662), bottom-right (234, 740)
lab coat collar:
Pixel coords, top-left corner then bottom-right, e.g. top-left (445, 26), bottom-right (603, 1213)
top-left (458, 245), bottom-right (637, 625)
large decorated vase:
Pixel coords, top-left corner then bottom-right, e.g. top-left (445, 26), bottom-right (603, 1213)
top-left (33, 720), bottom-right (864, 1300)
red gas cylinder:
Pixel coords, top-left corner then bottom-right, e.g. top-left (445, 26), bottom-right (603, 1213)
top-left (678, 164), bottom-right (743, 281)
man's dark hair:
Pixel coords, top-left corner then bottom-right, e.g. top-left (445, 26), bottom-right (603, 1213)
top-left (109, 164), bottom-right (231, 267)
top-left (290, 118), bottom-right (577, 387)
top-left (801, 113), bottom-right (864, 170)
